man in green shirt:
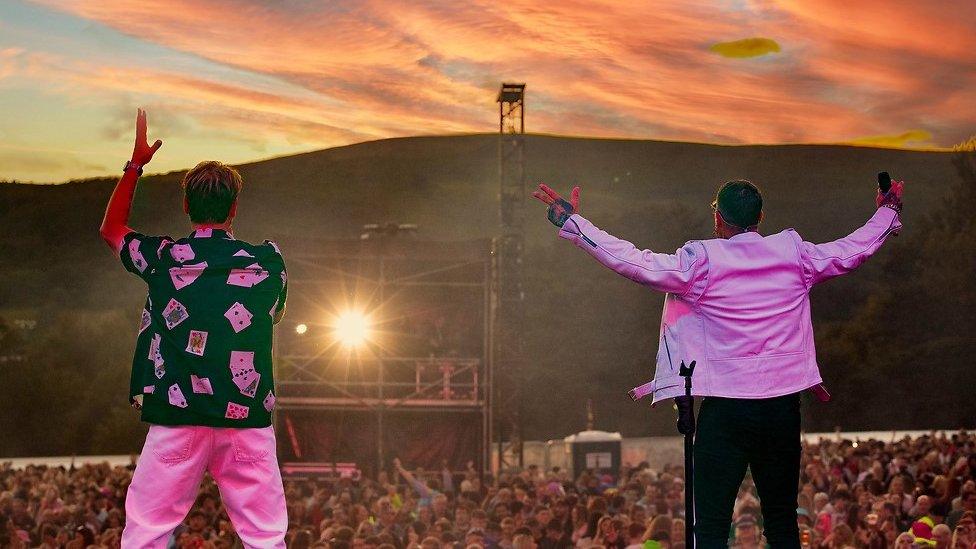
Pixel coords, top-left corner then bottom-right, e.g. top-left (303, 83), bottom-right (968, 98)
top-left (99, 109), bottom-right (288, 548)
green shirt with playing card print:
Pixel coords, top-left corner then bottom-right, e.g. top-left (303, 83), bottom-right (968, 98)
top-left (119, 227), bottom-right (286, 428)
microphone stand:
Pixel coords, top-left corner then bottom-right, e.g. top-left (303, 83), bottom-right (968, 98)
top-left (676, 360), bottom-right (697, 549)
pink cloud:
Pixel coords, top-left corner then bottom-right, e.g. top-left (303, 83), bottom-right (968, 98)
top-left (20, 0), bottom-right (976, 148)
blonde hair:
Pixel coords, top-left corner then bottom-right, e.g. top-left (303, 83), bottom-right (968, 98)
top-left (181, 160), bottom-right (243, 223)
top-left (512, 534), bottom-right (535, 549)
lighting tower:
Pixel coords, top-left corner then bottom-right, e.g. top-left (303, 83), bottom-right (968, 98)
top-left (494, 83), bottom-right (526, 469)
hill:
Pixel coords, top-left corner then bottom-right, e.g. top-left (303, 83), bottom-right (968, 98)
top-left (0, 134), bottom-right (968, 455)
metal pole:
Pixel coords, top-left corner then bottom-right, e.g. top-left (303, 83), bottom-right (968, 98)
top-left (677, 360), bottom-right (697, 549)
top-left (377, 257), bottom-right (385, 474)
top-left (483, 258), bottom-right (492, 479)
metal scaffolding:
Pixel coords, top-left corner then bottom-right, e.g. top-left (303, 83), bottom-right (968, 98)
top-left (274, 235), bottom-right (493, 478)
top-left (494, 83), bottom-right (526, 469)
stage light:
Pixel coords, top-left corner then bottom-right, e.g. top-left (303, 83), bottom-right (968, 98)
top-left (295, 323), bottom-right (308, 335)
top-left (334, 310), bottom-right (370, 347)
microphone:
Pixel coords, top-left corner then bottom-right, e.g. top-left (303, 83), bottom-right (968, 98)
top-left (877, 172), bottom-right (892, 194)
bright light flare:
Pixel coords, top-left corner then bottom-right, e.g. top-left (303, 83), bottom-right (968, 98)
top-left (334, 310), bottom-right (370, 347)
top-left (295, 323), bottom-right (308, 335)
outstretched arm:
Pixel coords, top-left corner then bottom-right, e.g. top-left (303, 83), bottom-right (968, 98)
top-left (393, 458), bottom-right (430, 499)
top-left (99, 108), bottom-right (163, 254)
top-left (532, 184), bottom-right (707, 297)
top-left (796, 180), bottom-right (904, 287)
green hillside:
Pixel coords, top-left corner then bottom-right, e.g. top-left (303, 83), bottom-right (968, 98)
top-left (0, 134), bottom-right (969, 455)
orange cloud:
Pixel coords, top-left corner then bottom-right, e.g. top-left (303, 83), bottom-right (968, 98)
top-left (710, 38), bottom-right (781, 58)
top-left (15, 0), bottom-right (976, 150)
top-left (848, 129), bottom-right (934, 148)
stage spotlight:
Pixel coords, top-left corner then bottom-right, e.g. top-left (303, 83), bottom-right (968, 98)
top-left (334, 310), bottom-right (370, 347)
top-left (295, 323), bottom-right (308, 335)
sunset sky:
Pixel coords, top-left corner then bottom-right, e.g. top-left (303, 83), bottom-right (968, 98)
top-left (1, 0), bottom-right (973, 182)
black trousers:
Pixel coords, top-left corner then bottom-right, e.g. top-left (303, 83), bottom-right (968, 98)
top-left (693, 392), bottom-right (801, 549)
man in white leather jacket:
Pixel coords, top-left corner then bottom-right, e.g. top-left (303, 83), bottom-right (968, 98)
top-left (533, 178), bottom-right (904, 548)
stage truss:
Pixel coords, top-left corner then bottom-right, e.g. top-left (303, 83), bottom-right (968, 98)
top-left (274, 236), bottom-right (492, 477)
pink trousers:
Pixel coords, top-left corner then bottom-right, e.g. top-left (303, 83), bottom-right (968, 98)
top-left (121, 425), bottom-right (287, 549)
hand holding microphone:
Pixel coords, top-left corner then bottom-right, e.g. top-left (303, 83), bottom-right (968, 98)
top-left (876, 171), bottom-right (904, 213)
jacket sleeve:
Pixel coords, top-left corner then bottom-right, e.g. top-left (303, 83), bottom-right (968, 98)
top-left (794, 207), bottom-right (902, 287)
top-left (557, 214), bottom-right (708, 297)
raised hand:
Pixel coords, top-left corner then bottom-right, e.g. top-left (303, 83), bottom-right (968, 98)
top-left (131, 108), bottom-right (163, 166)
top-left (532, 183), bottom-right (580, 227)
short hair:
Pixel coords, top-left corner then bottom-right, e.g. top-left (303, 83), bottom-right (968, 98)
top-left (334, 526), bottom-right (355, 541)
top-left (182, 161), bottom-right (243, 223)
top-left (713, 180), bottom-right (763, 230)
top-left (512, 534), bottom-right (535, 549)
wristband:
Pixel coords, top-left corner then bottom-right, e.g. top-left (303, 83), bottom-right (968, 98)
top-left (123, 160), bottom-right (144, 176)
top-left (547, 198), bottom-right (575, 228)
top-left (879, 193), bottom-right (903, 213)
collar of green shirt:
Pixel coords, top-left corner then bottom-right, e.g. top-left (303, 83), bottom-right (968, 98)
top-left (190, 228), bottom-right (235, 240)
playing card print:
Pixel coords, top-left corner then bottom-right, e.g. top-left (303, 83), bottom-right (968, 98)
top-left (128, 238), bottom-right (147, 272)
top-left (233, 370), bottom-right (261, 398)
top-left (224, 302), bottom-right (253, 333)
top-left (246, 262), bottom-right (269, 285)
top-left (229, 350), bottom-right (255, 371)
top-left (168, 383), bottom-right (188, 408)
top-left (156, 238), bottom-right (172, 259)
top-left (162, 298), bottom-right (189, 330)
top-left (230, 364), bottom-right (258, 386)
top-left (185, 330), bottom-right (208, 356)
top-left (122, 227), bottom-right (283, 427)
top-left (169, 243), bottom-right (195, 263)
top-left (227, 263), bottom-right (269, 288)
top-left (241, 376), bottom-right (260, 398)
top-left (225, 402), bottom-right (249, 420)
top-left (190, 374), bottom-right (213, 395)
top-left (170, 262), bottom-right (208, 291)
top-left (228, 349), bottom-right (260, 398)
top-left (139, 309), bottom-right (151, 334)
top-left (149, 332), bottom-right (166, 379)
top-left (148, 333), bottom-right (164, 366)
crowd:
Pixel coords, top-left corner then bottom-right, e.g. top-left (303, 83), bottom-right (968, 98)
top-left (1, 430), bottom-right (974, 549)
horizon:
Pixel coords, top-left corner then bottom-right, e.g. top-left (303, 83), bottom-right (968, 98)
top-left (2, 0), bottom-right (973, 183)
top-left (1, 131), bottom-right (960, 185)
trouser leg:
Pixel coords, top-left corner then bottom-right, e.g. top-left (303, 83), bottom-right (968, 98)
top-left (208, 426), bottom-right (287, 549)
top-left (694, 397), bottom-right (750, 549)
top-left (749, 394), bottom-right (802, 549)
top-left (122, 425), bottom-right (211, 549)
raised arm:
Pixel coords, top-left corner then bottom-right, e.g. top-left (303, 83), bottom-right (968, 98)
top-left (98, 108), bottom-right (163, 254)
top-left (532, 184), bottom-right (707, 297)
top-left (393, 458), bottom-right (430, 499)
top-left (795, 180), bottom-right (904, 287)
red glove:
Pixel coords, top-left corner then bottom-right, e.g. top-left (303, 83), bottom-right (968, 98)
top-left (99, 108), bottom-right (163, 253)
top-left (876, 179), bottom-right (904, 213)
top-left (532, 183), bottom-right (580, 227)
